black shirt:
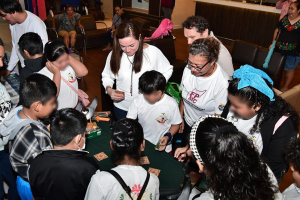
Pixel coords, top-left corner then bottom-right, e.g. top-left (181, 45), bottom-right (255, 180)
top-left (275, 14), bottom-right (300, 56)
top-left (21, 57), bottom-right (45, 84)
top-left (29, 149), bottom-right (98, 200)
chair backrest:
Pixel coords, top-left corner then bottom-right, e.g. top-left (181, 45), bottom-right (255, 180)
top-left (80, 15), bottom-right (97, 30)
top-left (232, 40), bottom-right (259, 69)
top-left (132, 17), bottom-right (151, 37)
top-left (279, 84), bottom-right (300, 113)
top-left (44, 18), bottom-right (61, 29)
top-left (149, 38), bottom-right (176, 61)
top-left (253, 47), bottom-right (285, 89)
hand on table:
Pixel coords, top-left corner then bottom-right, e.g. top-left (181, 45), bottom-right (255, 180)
top-left (46, 61), bottom-right (60, 75)
top-left (155, 136), bottom-right (168, 151)
top-left (174, 145), bottom-right (191, 162)
top-left (107, 88), bottom-right (124, 101)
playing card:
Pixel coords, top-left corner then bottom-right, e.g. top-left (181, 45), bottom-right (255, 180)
top-left (148, 167), bottom-right (161, 177)
top-left (115, 90), bottom-right (125, 96)
top-left (139, 156), bottom-right (150, 165)
top-left (94, 152), bottom-right (108, 161)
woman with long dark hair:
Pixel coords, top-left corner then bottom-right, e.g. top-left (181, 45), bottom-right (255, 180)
top-left (102, 21), bottom-right (173, 120)
top-left (189, 116), bottom-right (282, 200)
top-left (222, 65), bottom-right (299, 182)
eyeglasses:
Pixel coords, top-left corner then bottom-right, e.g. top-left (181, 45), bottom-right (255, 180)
top-left (185, 59), bottom-right (210, 71)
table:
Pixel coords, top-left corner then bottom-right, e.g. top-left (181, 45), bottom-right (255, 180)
top-left (85, 121), bottom-right (184, 198)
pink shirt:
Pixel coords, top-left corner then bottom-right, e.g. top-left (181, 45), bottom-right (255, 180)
top-left (276, 0), bottom-right (297, 20)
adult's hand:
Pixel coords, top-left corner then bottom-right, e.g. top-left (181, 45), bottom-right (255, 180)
top-left (174, 145), bottom-right (192, 162)
top-left (79, 24), bottom-right (84, 29)
top-left (269, 44), bottom-right (273, 50)
top-left (107, 87), bottom-right (124, 101)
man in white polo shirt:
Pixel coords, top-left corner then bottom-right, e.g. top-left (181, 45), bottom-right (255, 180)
top-left (182, 16), bottom-right (234, 77)
top-left (0, 0), bottom-right (48, 77)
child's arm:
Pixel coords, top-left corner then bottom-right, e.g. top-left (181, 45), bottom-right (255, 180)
top-left (126, 96), bottom-right (139, 119)
top-left (156, 124), bottom-right (179, 151)
top-left (46, 61), bottom-right (61, 97)
top-left (69, 56), bottom-right (88, 78)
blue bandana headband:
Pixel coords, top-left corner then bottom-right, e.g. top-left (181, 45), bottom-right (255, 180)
top-left (233, 65), bottom-right (275, 101)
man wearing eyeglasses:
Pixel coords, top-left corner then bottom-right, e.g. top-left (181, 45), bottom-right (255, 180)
top-left (182, 16), bottom-right (234, 77)
top-left (0, 0), bottom-right (48, 78)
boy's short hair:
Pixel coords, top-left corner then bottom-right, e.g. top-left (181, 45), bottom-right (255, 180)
top-left (182, 16), bottom-right (210, 34)
top-left (286, 138), bottom-right (300, 171)
top-left (20, 74), bottom-right (57, 108)
top-left (0, 0), bottom-right (22, 14)
top-left (50, 108), bottom-right (87, 146)
top-left (139, 70), bottom-right (166, 94)
top-left (18, 32), bottom-right (43, 56)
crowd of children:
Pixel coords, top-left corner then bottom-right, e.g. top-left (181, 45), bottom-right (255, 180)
top-left (0, 0), bottom-right (299, 199)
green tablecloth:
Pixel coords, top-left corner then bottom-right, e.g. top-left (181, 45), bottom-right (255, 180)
top-left (85, 121), bottom-right (184, 192)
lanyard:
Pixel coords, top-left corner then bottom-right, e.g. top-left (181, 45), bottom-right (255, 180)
top-left (126, 55), bottom-right (134, 96)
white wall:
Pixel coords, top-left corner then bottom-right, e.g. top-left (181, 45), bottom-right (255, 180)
top-left (171, 0), bottom-right (196, 29)
top-left (101, 0), bottom-right (114, 15)
top-left (132, 0), bottom-right (149, 10)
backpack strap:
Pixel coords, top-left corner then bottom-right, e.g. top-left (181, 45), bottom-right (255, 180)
top-left (137, 171), bottom-right (150, 200)
top-left (273, 115), bottom-right (289, 135)
top-left (105, 170), bottom-right (150, 200)
top-left (105, 170), bottom-right (133, 200)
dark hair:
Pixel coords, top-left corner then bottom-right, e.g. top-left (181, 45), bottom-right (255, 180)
top-left (115, 4), bottom-right (122, 9)
top-left (50, 108), bottom-right (87, 146)
top-left (110, 21), bottom-right (144, 75)
top-left (228, 78), bottom-right (300, 134)
top-left (44, 41), bottom-right (69, 62)
top-left (182, 16), bottom-right (210, 34)
top-left (111, 118), bottom-right (144, 163)
top-left (18, 32), bottom-right (43, 56)
top-left (0, 38), bottom-right (4, 47)
top-left (189, 37), bottom-right (220, 62)
top-left (66, 5), bottom-right (74, 10)
top-left (20, 74), bottom-right (57, 108)
top-left (286, 138), bottom-right (300, 172)
top-left (139, 70), bottom-right (166, 94)
top-left (194, 117), bottom-right (278, 200)
top-left (291, 1), bottom-right (300, 10)
top-left (120, 13), bottom-right (130, 22)
top-left (0, 0), bottom-right (22, 14)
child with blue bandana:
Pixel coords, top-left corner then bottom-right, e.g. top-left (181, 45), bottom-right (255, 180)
top-left (222, 65), bottom-right (299, 183)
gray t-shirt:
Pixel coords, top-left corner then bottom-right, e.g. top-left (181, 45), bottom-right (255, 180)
top-left (56, 12), bottom-right (81, 32)
top-left (112, 14), bottom-right (122, 28)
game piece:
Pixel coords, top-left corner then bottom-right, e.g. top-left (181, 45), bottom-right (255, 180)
top-left (155, 139), bottom-right (165, 149)
top-left (94, 152), bottom-right (108, 161)
top-left (115, 90), bottom-right (125, 96)
top-left (139, 156), bottom-right (150, 165)
top-left (148, 167), bottom-right (161, 176)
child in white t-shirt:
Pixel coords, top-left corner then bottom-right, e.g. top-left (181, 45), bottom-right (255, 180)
top-left (38, 41), bottom-right (88, 110)
top-left (282, 138), bottom-right (300, 200)
top-left (127, 70), bottom-right (182, 153)
top-left (84, 119), bottom-right (160, 200)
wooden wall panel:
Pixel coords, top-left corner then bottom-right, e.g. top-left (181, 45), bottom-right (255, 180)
top-left (195, 2), bottom-right (280, 48)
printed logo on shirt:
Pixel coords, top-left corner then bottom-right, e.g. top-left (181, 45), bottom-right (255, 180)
top-left (156, 113), bottom-right (168, 124)
top-left (119, 184), bottom-right (154, 200)
top-left (187, 89), bottom-right (206, 104)
top-left (67, 72), bottom-right (76, 83)
top-left (218, 103), bottom-right (225, 111)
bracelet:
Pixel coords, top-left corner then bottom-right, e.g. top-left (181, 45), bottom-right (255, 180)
top-left (164, 132), bottom-right (173, 144)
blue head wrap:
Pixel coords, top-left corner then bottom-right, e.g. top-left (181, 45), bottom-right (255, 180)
top-left (233, 65), bottom-right (275, 101)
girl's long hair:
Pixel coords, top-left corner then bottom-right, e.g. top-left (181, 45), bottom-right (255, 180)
top-left (228, 78), bottom-right (300, 134)
top-left (196, 117), bottom-right (278, 200)
top-left (110, 21), bottom-right (144, 75)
